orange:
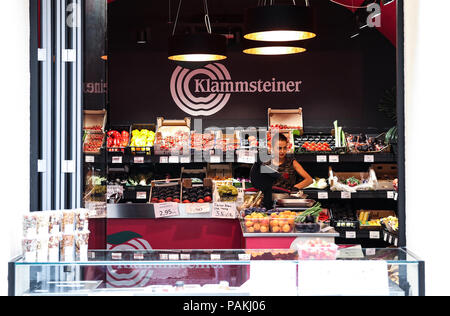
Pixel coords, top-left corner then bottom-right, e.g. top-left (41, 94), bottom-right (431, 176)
top-left (261, 218), bottom-right (270, 226)
top-left (245, 221), bottom-right (253, 228)
top-left (288, 218), bottom-right (295, 225)
top-left (270, 220), bottom-right (279, 227)
top-left (282, 224), bottom-right (291, 233)
top-left (260, 226), bottom-right (269, 233)
top-left (247, 227), bottom-right (255, 233)
top-left (271, 226), bottom-right (280, 233)
top-left (253, 223), bottom-right (261, 232)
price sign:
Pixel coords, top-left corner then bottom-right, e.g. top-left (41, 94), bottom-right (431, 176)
top-left (370, 231), bottom-right (380, 239)
top-left (341, 191), bottom-right (352, 199)
top-left (111, 253), bottom-right (122, 260)
top-left (85, 156), bottom-right (95, 163)
top-left (210, 155), bottom-right (221, 163)
top-left (159, 156), bottom-right (169, 164)
top-left (112, 156), bottom-right (122, 164)
top-left (212, 202), bottom-right (237, 219)
top-left (154, 202), bottom-right (179, 218)
top-left (159, 254), bottom-right (169, 260)
top-left (238, 253), bottom-right (251, 261)
top-left (346, 231), bottom-right (356, 239)
top-left (169, 156), bottom-right (180, 164)
top-left (168, 254), bottom-right (179, 261)
top-left (186, 203), bottom-right (210, 214)
top-left (210, 254), bottom-right (221, 260)
top-left (316, 155), bottom-right (327, 163)
top-left (389, 235), bottom-right (393, 244)
top-left (318, 192), bottom-right (329, 200)
top-left (136, 191), bottom-right (147, 200)
top-left (134, 156), bottom-right (144, 164)
top-left (180, 156), bottom-right (191, 164)
top-left (366, 248), bottom-right (376, 256)
top-left (394, 238), bottom-right (398, 247)
top-left (133, 253), bottom-right (144, 260)
top-left (364, 155), bottom-right (375, 163)
top-left (237, 150), bottom-right (256, 164)
top-left (180, 254), bottom-right (190, 260)
top-left (329, 155), bottom-right (339, 163)
top-left (384, 232), bottom-right (388, 242)
top-left (394, 192), bottom-right (398, 201)
top-left (387, 191), bottom-right (395, 199)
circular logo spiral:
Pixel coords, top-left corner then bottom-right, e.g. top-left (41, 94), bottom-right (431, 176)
top-left (170, 63), bottom-right (232, 116)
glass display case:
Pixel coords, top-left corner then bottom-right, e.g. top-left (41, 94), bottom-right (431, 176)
top-left (9, 248), bottom-right (424, 296)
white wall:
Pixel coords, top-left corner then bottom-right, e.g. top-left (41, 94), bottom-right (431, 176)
top-left (0, 0), bottom-right (30, 296)
top-left (404, 0), bottom-right (450, 296)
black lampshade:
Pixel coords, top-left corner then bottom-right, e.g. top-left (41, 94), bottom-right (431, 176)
top-left (168, 33), bottom-right (227, 62)
top-left (244, 5), bottom-right (316, 42)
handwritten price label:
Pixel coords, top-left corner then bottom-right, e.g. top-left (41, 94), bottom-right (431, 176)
top-left (370, 231), bottom-right (380, 239)
top-left (346, 231), bottom-right (356, 239)
top-left (212, 202), bottom-right (237, 219)
top-left (180, 156), bottom-right (191, 164)
top-left (112, 156), bottom-right (122, 164)
top-left (85, 156), bottom-right (95, 163)
top-left (316, 155), bottom-right (327, 163)
top-left (186, 203), bottom-right (210, 214)
top-left (169, 156), bottom-right (180, 164)
top-left (136, 192), bottom-right (147, 200)
top-left (329, 155), bottom-right (339, 163)
top-left (210, 155), bottom-right (221, 163)
top-left (154, 202), bottom-right (179, 218)
top-left (318, 192), bottom-right (329, 200)
top-left (237, 150), bottom-right (256, 164)
top-left (364, 155), bottom-right (375, 163)
top-left (341, 192), bottom-right (352, 199)
top-left (134, 156), bottom-right (144, 164)
top-left (159, 156), bottom-right (169, 164)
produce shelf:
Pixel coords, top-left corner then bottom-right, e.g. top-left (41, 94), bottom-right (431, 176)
top-left (304, 189), bottom-right (398, 200)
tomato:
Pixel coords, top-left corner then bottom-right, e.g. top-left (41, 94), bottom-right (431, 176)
top-left (204, 196), bottom-right (212, 202)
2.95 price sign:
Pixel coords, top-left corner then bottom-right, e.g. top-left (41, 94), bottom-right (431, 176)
top-left (154, 202), bottom-right (180, 218)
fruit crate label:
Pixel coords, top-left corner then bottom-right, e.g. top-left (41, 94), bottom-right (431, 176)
top-left (210, 155), bottom-right (221, 163)
top-left (180, 156), bottom-right (191, 164)
top-left (364, 155), bottom-right (375, 163)
top-left (212, 202), bottom-right (237, 219)
top-left (341, 192), bottom-right (352, 199)
top-left (318, 192), bottom-right (328, 200)
top-left (186, 203), bottom-right (210, 214)
top-left (169, 156), bottom-right (179, 164)
top-left (168, 254), bottom-right (179, 261)
top-left (85, 156), bottom-right (95, 163)
top-left (237, 150), bottom-right (256, 164)
top-left (387, 191), bottom-right (395, 199)
top-left (136, 191), bottom-right (147, 200)
top-left (329, 155), bottom-right (339, 163)
top-left (238, 253), bottom-right (251, 261)
top-left (134, 156), bottom-right (144, 164)
top-left (112, 156), bottom-right (122, 164)
top-left (366, 248), bottom-right (376, 256)
top-left (159, 156), bottom-right (169, 164)
top-left (316, 155), bottom-right (327, 163)
top-left (133, 253), bottom-right (144, 260)
top-left (370, 231), bottom-right (380, 239)
top-left (345, 231), bottom-right (356, 239)
top-left (111, 253), bottom-right (122, 260)
top-left (180, 254), bottom-right (190, 260)
top-left (154, 202), bottom-right (179, 218)
top-left (210, 254), bottom-right (221, 260)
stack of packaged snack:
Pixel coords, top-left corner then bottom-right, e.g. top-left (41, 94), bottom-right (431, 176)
top-left (22, 209), bottom-right (90, 262)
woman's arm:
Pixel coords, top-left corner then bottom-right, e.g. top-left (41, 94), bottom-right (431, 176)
top-left (292, 160), bottom-right (313, 190)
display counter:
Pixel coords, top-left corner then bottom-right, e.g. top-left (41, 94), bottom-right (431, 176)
top-left (9, 248), bottom-right (424, 296)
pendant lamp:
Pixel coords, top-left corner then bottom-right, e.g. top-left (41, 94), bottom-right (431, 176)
top-left (168, 0), bottom-right (227, 62)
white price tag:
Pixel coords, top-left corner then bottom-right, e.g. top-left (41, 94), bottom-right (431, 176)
top-left (384, 232), bottom-right (388, 242)
top-left (394, 238), bottom-right (398, 247)
top-left (238, 253), bottom-right (251, 261)
top-left (316, 155), bottom-right (327, 163)
top-left (136, 191), bottom-right (147, 200)
top-left (329, 155), bottom-right (339, 163)
top-left (346, 231), bottom-right (356, 239)
top-left (364, 155), bottom-right (375, 163)
top-left (133, 253), bottom-right (144, 260)
top-left (180, 156), bottom-right (191, 164)
top-left (112, 156), bottom-right (122, 164)
top-left (134, 156), bottom-right (144, 164)
top-left (85, 156), bottom-right (95, 163)
top-left (210, 155), bottom-right (221, 163)
top-left (389, 235), bottom-right (393, 244)
top-left (154, 202), bottom-right (180, 218)
top-left (370, 231), bottom-right (380, 239)
top-left (111, 253), bottom-right (122, 260)
top-left (394, 192), bottom-right (398, 201)
top-left (180, 254), bottom-right (190, 260)
top-left (169, 156), bottom-right (180, 164)
top-left (159, 156), bottom-right (169, 164)
top-left (387, 191), bottom-right (395, 199)
top-left (210, 254), bottom-right (221, 260)
top-left (341, 191), bottom-right (352, 199)
top-left (168, 254), bottom-right (179, 261)
top-left (366, 248), bottom-right (376, 256)
top-left (237, 151), bottom-right (256, 164)
top-left (212, 202), bottom-right (237, 219)
top-left (159, 254), bottom-right (169, 260)
top-left (318, 192), bottom-right (329, 200)
top-left (185, 203), bottom-right (210, 214)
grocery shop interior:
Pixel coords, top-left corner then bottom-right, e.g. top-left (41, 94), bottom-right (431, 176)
top-left (9, 0), bottom-right (428, 296)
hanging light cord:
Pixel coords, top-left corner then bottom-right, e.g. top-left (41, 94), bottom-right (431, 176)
top-left (172, 0), bottom-right (213, 36)
top-left (171, 0), bottom-right (182, 36)
top-left (258, 0), bottom-right (309, 7)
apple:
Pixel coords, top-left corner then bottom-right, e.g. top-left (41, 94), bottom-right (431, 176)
top-left (204, 196), bottom-right (212, 202)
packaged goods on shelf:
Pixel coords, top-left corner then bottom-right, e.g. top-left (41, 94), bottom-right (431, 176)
top-left (330, 207), bottom-right (359, 231)
top-left (181, 178), bottom-right (213, 204)
top-left (130, 123), bottom-right (156, 154)
top-left (269, 211), bottom-right (297, 233)
top-left (61, 233), bottom-right (75, 262)
top-left (305, 178), bottom-right (328, 190)
top-left (295, 239), bottom-right (338, 260)
top-left (268, 108), bottom-right (303, 134)
top-left (190, 132), bottom-right (215, 151)
top-left (346, 133), bottom-right (390, 153)
top-left (149, 179), bottom-right (182, 203)
top-left (213, 131), bottom-right (240, 152)
top-left (207, 163), bottom-right (233, 180)
top-left (76, 230), bottom-right (90, 261)
top-left (380, 216), bottom-right (399, 234)
top-left (294, 134), bottom-right (335, 153)
top-left (83, 132), bottom-right (105, 154)
top-left (328, 167), bottom-right (378, 192)
top-left (372, 164), bottom-right (398, 190)
top-left (83, 110), bottom-right (107, 133)
top-left (243, 212), bottom-right (271, 233)
top-left (358, 210), bottom-right (396, 230)
top-left (154, 117), bottom-right (190, 155)
top-left (106, 126), bottom-right (131, 153)
top-left (244, 249), bottom-right (298, 260)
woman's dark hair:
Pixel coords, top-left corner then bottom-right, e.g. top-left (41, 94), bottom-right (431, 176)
top-left (272, 133), bottom-right (288, 144)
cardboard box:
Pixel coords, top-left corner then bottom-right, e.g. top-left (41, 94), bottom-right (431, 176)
top-left (207, 163), bottom-right (233, 180)
top-left (357, 210), bottom-right (396, 230)
top-left (154, 117), bottom-right (191, 155)
top-left (268, 108), bottom-right (303, 133)
top-left (83, 110), bottom-right (107, 133)
top-left (372, 164), bottom-right (398, 190)
top-left (328, 167), bottom-right (378, 192)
